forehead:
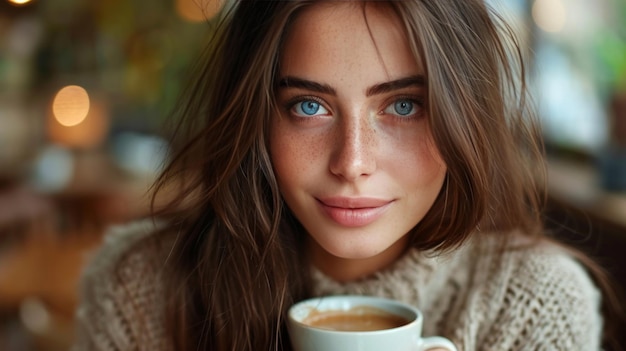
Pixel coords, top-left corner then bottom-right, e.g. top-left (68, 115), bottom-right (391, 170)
top-left (279, 1), bottom-right (421, 82)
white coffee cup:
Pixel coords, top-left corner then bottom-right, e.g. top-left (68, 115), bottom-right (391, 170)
top-left (287, 295), bottom-right (457, 351)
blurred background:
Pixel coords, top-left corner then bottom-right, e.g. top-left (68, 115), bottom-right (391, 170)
top-left (0, 0), bottom-right (624, 350)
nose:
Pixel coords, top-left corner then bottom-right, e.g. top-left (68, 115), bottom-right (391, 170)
top-left (329, 115), bottom-right (377, 181)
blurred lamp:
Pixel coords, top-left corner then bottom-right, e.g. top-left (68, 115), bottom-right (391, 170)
top-left (8, 0), bottom-right (33, 6)
top-left (48, 85), bottom-right (109, 149)
top-left (532, 0), bottom-right (566, 33)
top-left (176, 0), bottom-right (225, 22)
top-left (52, 85), bottom-right (90, 127)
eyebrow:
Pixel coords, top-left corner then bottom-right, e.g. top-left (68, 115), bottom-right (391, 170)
top-left (366, 75), bottom-right (425, 96)
top-left (278, 77), bottom-right (336, 95)
top-left (278, 75), bottom-right (425, 97)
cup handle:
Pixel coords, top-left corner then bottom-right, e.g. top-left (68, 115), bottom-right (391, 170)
top-left (418, 336), bottom-right (458, 351)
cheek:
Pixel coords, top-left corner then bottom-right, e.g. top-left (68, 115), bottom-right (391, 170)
top-left (382, 128), bottom-right (447, 185)
top-left (421, 137), bottom-right (447, 179)
top-left (269, 120), bottom-right (324, 185)
top-left (397, 137), bottom-right (447, 215)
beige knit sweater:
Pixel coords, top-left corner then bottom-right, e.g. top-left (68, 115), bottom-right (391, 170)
top-left (72, 220), bottom-right (603, 350)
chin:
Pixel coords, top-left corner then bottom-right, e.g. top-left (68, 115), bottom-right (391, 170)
top-left (321, 239), bottom-right (389, 260)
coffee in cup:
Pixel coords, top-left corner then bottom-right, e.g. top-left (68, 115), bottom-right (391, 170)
top-left (287, 295), bottom-right (457, 351)
top-left (302, 305), bottom-right (410, 331)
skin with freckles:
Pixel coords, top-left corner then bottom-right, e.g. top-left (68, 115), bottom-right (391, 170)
top-left (270, 2), bottom-right (447, 282)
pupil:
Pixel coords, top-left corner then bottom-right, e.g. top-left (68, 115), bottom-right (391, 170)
top-left (302, 101), bottom-right (319, 115)
top-left (395, 100), bottom-right (412, 115)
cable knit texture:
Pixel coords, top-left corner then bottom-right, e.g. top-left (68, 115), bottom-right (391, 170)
top-left (72, 220), bottom-right (603, 350)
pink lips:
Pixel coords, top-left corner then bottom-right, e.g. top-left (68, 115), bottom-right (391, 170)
top-left (317, 197), bottom-right (393, 227)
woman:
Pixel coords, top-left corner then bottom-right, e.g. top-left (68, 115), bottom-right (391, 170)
top-left (73, 1), bottom-right (617, 350)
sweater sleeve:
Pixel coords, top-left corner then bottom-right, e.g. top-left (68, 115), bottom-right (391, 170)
top-left (71, 220), bottom-right (169, 351)
top-left (481, 249), bottom-right (603, 351)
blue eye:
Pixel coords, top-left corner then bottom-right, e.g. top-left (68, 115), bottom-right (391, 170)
top-left (301, 101), bottom-right (320, 115)
top-left (292, 100), bottom-right (329, 117)
top-left (385, 99), bottom-right (416, 116)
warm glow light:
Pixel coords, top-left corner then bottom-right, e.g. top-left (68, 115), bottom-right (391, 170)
top-left (8, 0), bottom-right (32, 5)
top-left (52, 85), bottom-right (90, 127)
top-left (48, 96), bottom-right (109, 149)
top-left (176, 0), bottom-right (225, 22)
top-left (532, 0), bottom-right (566, 33)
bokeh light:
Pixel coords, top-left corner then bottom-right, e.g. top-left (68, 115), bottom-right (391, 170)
top-left (48, 90), bottom-right (109, 149)
top-left (52, 85), bottom-right (90, 127)
top-left (8, 0), bottom-right (33, 6)
top-left (532, 0), bottom-right (567, 33)
top-left (176, 0), bottom-right (225, 22)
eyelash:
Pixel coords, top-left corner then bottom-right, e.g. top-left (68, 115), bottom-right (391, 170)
top-left (282, 95), bottom-right (426, 122)
top-left (284, 96), bottom-right (329, 120)
top-left (381, 95), bottom-right (425, 123)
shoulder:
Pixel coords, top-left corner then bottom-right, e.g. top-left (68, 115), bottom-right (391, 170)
top-left (81, 219), bottom-right (169, 285)
top-left (502, 241), bottom-right (600, 311)
top-left (83, 219), bottom-right (164, 274)
top-left (475, 237), bottom-right (603, 349)
top-left (469, 235), bottom-right (601, 302)
top-left (73, 219), bottom-right (173, 350)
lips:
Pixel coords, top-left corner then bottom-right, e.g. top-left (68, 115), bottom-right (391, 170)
top-left (316, 197), bottom-right (393, 227)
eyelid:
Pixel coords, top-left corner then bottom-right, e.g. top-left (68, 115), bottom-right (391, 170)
top-left (380, 95), bottom-right (425, 117)
top-left (284, 95), bottom-right (326, 108)
top-left (284, 95), bottom-right (331, 117)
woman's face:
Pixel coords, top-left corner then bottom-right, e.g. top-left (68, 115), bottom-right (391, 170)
top-left (270, 2), bottom-right (447, 280)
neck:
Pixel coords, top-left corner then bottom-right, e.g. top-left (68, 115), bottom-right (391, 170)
top-left (308, 236), bottom-right (409, 282)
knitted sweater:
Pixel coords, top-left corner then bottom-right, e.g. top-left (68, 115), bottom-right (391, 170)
top-left (72, 220), bottom-right (603, 350)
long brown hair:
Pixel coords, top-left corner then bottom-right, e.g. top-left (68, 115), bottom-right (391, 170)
top-left (149, 1), bottom-right (621, 350)
top-left (388, 1), bottom-right (544, 252)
